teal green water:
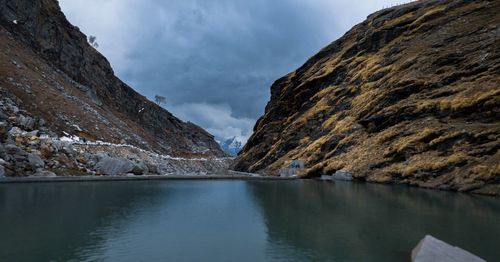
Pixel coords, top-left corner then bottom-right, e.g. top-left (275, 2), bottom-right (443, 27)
top-left (0, 180), bottom-right (498, 261)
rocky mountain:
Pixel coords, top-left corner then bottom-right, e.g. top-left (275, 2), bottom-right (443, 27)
top-left (0, 0), bottom-right (231, 177)
top-left (219, 137), bottom-right (243, 156)
top-left (0, 90), bottom-right (229, 177)
top-left (0, 0), bottom-right (225, 158)
top-left (235, 0), bottom-right (499, 195)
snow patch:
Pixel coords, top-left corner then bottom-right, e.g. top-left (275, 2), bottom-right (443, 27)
top-left (72, 140), bottom-right (232, 162)
top-left (60, 131), bottom-right (81, 142)
top-left (72, 124), bottom-right (82, 131)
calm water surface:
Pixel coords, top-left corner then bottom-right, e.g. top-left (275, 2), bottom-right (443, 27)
top-left (0, 180), bottom-right (498, 261)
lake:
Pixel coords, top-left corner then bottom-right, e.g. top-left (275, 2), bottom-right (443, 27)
top-left (0, 180), bottom-right (498, 261)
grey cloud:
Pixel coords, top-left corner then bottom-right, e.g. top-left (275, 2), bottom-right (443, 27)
top-left (60, 0), bottom-right (407, 142)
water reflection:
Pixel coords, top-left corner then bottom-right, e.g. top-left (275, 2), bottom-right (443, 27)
top-left (0, 181), bottom-right (269, 262)
top-left (246, 180), bottom-right (500, 261)
top-left (0, 182), bottom-right (168, 262)
top-left (0, 180), bottom-right (498, 261)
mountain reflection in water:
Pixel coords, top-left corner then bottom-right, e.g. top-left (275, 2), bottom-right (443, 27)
top-left (0, 180), bottom-right (498, 261)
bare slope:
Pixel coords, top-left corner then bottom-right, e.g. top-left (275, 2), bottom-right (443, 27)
top-left (235, 0), bottom-right (499, 195)
top-left (0, 0), bottom-right (225, 157)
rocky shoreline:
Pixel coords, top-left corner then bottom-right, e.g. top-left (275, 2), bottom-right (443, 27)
top-left (0, 91), bottom-right (231, 177)
top-left (0, 173), bottom-right (295, 183)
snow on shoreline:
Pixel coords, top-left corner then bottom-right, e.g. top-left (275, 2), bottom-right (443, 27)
top-left (66, 137), bottom-right (233, 162)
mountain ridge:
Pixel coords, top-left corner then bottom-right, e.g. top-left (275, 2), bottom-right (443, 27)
top-left (235, 0), bottom-right (500, 195)
top-left (0, 0), bottom-right (225, 157)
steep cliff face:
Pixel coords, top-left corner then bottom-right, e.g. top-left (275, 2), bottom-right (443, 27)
top-left (0, 0), bottom-right (225, 157)
top-left (235, 0), bottom-right (499, 194)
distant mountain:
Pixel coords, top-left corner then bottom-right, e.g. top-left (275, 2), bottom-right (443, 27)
top-left (234, 0), bottom-right (500, 195)
top-left (219, 137), bottom-right (243, 157)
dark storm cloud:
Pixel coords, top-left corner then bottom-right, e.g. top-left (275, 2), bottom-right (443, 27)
top-left (60, 0), bottom-right (408, 142)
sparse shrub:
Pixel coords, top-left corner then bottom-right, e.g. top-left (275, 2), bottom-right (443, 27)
top-left (154, 95), bottom-right (166, 105)
top-left (88, 35), bottom-right (99, 48)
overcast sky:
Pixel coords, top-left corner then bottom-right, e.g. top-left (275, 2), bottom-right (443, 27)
top-left (59, 0), bottom-right (409, 143)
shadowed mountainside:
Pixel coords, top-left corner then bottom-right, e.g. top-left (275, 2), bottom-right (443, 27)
top-left (0, 0), bottom-right (225, 157)
top-left (235, 0), bottom-right (499, 195)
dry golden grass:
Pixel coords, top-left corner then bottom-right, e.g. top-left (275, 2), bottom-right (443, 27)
top-left (439, 88), bottom-right (500, 111)
top-left (428, 131), bottom-right (464, 147)
top-left (409, 5), bottom-right (447, 29)
top-left (294, 99), bottom-right (331, 126)
top-left (321, 116), bottom-right (337, 130)
top-left (383, 151), bottom-right (468, 177)
top-left (388, 127), bottom-right (441, 155)
top-left (235, 0), bottom-right (500, 195)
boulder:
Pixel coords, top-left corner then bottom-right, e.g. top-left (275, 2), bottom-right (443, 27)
top-left (27, 153), bottom-right (45, 170)
top-left (6, 104), bottom-right (18, 114)
top-left (57, 153), bottom-right (77, 169)
top-left (0, 111), bottom-right (8, 120)
top-left (52, 141), bottom-right (76, 157)
top-left (412, 235), bottom-right (485, 262)
top-left (146, 162), bottom-right (159, 174)
top-left (95, 157), bottom-right (135, 176)
top-left (8, 126), bottom-right (23, 137)
top-left (17, 115), bottom-right (35, 130)
top-left (0, 121), bottom-right (8, 141)
top-left (0, 165), bottom-right (5, 177)
top-left (4, 144), bottom-right (28, 161)
top-left (0, 143), bottom-right (5, 159)
top-left (332, 170), bottom-right (353, 181)
top-left (131, 161), bottom-right (148, 175)
top-left (52, 140), bottom-right (67, 152)
top-left (25, 130), bottom-right (39, 137)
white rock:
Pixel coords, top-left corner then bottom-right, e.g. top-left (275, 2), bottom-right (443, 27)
top-left (412, 235), bottom-right (485, 262)
top-left (8, 126), bottom-right (24, 136)
top-left (332, 170), bottom-right (353, 181)
top-left (25, 130), bottom-right (39, 137)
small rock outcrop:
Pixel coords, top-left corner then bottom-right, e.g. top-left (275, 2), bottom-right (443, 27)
top-left (235, 0), bottom-right (499, 195)
top-left (412, 235), bottom-right (485, 262)
top-left (332, 170), bottom-right (353, 181)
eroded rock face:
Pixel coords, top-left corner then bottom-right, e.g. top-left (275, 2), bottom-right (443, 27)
top-left (235, 0), bottom-right (500, 195)
top-left (0, 0), bottom-right (225, 157)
